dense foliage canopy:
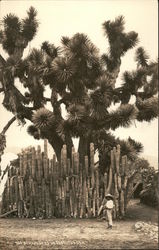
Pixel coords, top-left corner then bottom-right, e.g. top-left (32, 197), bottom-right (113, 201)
top-left (0, 7), bottom-right (158, 172)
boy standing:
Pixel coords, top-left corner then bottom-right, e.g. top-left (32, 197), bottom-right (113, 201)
top-left (98, 194), bottom-right (114, 229)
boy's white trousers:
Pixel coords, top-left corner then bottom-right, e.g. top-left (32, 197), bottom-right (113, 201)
top-left (106, 209), bottom-right (113, 226)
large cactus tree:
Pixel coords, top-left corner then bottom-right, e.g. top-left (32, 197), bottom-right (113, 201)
top-left (0, 7), bottom-right (158, 172)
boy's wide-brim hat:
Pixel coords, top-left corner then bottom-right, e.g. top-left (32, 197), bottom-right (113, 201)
top-left (105, 194), bottom-right (113, 198)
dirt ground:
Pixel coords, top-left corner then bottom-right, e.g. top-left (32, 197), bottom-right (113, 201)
top-left (0, 200), bottom-right (158, 249)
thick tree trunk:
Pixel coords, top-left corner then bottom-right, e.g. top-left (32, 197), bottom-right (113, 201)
top-left (46, 131), bottom-right (73, 162)
top-left (78, 136), bottom-right (91, 165)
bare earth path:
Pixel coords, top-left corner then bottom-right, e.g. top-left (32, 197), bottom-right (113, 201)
top-left (0, 200), bottom-right (158, 249)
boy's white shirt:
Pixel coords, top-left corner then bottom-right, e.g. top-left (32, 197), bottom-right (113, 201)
top-left (98, 199), bottom-right (114, 215)
top-left (106, 200), bottom-right (114, 209)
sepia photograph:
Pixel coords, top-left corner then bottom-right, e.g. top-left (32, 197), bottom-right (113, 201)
top-left (0, 0), bottom-right (158, 249)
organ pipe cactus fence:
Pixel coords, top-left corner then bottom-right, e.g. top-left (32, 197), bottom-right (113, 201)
top-left (1, 139), bottom-right (136, 219)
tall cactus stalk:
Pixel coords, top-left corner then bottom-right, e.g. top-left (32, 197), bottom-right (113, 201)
top-left (36, 145), bottom-right (42, 184)
top-left (103, 172), bottom-right (107, 196)
top-left (31, 147), bottom-right (36, 179)
top-left (95, 169), bottom-right (99, 211)
top-left (83, 172), bottom-right (86, 217)
top-left (90, 143), bottom-right (95, 188)
top-left (23, 151), bottom-right (27, 177)
top-left (106, 164), bottom-right (113, 194)
top-left (44, 139), bottom-right (48, 159)
top-left (19, 153), bottom-right (23, 176)
top-left (71, 147), bottom-right (75, 174)
top-left (84, 156), bottom-right (88, 177)
top-left (93, 189), bottom-right (96, 217)
top-left (63, 145), bottom-right (67, 176)
top-left (67, 159), bottom-right (70, 176)
top-left (79, 170), bottom-right (83, 218)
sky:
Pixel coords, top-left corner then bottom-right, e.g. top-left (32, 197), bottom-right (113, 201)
top-left (0, 0), bottom-right (158, 158)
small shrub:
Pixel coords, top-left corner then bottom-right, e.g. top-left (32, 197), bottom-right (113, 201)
top-left (140, 171), bottom-right (158, 208)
